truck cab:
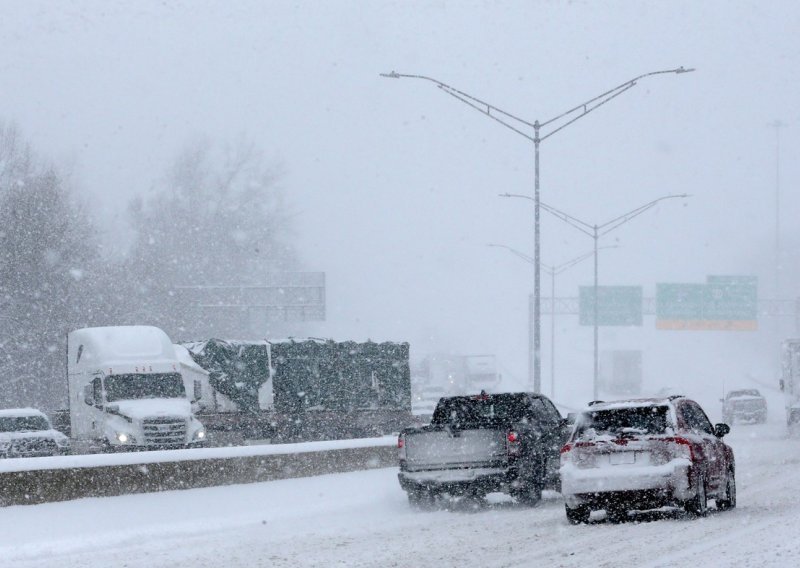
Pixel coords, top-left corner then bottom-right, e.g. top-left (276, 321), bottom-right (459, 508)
top-left (68, 326), bottom-right (206, 452)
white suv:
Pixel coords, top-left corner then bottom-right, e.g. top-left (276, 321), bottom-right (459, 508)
top-left (0, 408), bottom-right (70, 458)
top-left (560, 396), bottom-right (735, 523)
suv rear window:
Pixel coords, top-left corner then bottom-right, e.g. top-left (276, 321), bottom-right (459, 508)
top-left (575, 405), bottom-right (670, 438)
top-left (431, 394), bottom-right (529, 427)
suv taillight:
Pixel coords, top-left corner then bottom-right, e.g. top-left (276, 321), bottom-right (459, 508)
top-left (397, 433), bottom-right (406, 460)
top-left (561, 441), bottom-right (597, 468)
top-left (651, 436), bottom-right (694, 463)
top-left (506, 430), bottom-right (521, 457)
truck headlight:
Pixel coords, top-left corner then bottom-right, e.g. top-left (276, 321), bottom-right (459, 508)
top-left (116, 432), bottom-right (135, 444)
top-left (193, 429), bottom-right (206, 441)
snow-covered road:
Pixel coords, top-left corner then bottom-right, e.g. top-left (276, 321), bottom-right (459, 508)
top-left (1, 420), bottom-right (798, 568)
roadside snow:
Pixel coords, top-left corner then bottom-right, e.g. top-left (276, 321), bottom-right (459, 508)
top-left (0, 422), bottom-right (797, 567)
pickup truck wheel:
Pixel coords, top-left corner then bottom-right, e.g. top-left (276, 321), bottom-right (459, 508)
top-left (565, 504), bottom-right (590, 524)
top-left (514, 478), bottom-right (542, 506)
top-left (407, 489), bottom-right (436, 511)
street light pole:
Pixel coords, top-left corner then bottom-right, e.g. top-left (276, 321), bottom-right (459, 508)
top-left (488, 244), bottom-right (613, 398)
top-left (502, 193), bottom-right (689, 399)
top-left (382, 67), bottom-right (694, 394)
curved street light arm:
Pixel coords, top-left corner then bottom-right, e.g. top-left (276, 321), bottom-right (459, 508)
top-left (500, 192), bottom-right (594, 234)
top-left (487, 243), bottom-right (536, 265)
top-left (553, 248), bottom-right (616, 275)
top-left (381, 71), bottom-right (537, 141)
top-left (597, 193), bottom-right (689, 236)
top-left (538, 67), bottom-right (695, 141)
top-left (539, 200), bottom-right (595, 237)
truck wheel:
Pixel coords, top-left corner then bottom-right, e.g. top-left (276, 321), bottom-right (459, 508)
top-left (565, 504), bottom-right (590, 524)
top-left (606, 506), bottom-right (628, 523)
top-left (407, 489), bottom-right (436, 511)
top-left (686, 474), bottom-right (708, 517)
top-left (514, 478), bottom-right (543, 506)
top-left (716, 469), bottom-right (736, 510)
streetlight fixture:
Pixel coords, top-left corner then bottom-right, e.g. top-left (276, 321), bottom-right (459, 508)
top-left (501, 193), bottom-right (689, 399)
top-left (381, 67), bottom-right (695, 394)
top-left (488, 243), bottom-right (618, 399)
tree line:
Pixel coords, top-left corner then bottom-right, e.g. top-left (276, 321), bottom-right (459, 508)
top-left (0, 122), bottom-right (298, 409)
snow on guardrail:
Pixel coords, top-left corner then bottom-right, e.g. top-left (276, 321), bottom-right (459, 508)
top-left (0, 436), bottom-right (398, 507)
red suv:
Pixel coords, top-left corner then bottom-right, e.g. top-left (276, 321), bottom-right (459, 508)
top-left (560, 396), bottom-right (735, 523)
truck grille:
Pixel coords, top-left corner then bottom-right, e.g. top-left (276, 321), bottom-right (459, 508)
top-left (142, 418), bottom-right (187, 446)
top-left (9, 438), bottom-right (58, 457)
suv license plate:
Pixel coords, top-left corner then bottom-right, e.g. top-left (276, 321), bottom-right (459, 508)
top-left (610, 452), bottom-right (636, 465)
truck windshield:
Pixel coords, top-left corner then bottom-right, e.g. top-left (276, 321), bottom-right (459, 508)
top-left (105, 373), bottom-right (186, 401)
top-left (431, 394), bottom-right (528, 427)
top-left (0, 415), bottom-right (51, 432)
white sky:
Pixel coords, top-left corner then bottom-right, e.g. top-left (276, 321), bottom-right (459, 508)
top-left (1, 1), bottom-right (799, 404)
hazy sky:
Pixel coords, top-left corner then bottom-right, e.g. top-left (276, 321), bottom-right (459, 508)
top-left (2, 1), bottom-right (798, 405)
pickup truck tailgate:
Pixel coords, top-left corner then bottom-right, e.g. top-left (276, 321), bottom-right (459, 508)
top-left (405, 428), bottom-right (508, 471)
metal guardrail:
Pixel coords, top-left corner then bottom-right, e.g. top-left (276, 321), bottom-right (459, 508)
top-left (0, 442), bottom-right (396, 507)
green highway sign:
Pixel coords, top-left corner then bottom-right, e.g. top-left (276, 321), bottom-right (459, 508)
top-left (656, 275), bottom-right (758, 330)
top-left (579, 286), bottom-right (643, 326)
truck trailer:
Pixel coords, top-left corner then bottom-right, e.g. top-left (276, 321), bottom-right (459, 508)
top-left (181, 337), bottom-right (412, 442)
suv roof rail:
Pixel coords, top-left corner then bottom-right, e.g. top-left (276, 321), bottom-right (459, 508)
top-left (587, 400), bottom-right (605, 406)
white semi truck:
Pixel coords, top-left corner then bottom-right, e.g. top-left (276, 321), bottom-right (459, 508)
top-left (67, 326), bottom-right (207, 452)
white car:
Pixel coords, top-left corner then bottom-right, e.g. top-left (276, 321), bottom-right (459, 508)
top-left (0, 408), bottom-right (70, 458)
top-left (560, 396), bottom-right (735, 523)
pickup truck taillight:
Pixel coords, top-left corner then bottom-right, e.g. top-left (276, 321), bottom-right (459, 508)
top-left (506, 430), bottom-right (521, 457)
top-left (397, 433), bottom-right (406, 460)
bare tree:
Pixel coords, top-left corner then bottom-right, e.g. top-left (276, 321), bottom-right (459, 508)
top-left (122, 138), bottom-right (299, 339)
top-left (0, 122), bottom-right (102, 408)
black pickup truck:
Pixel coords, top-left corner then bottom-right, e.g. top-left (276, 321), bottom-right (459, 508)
top-left (397, 391), bottom-right (568, 508)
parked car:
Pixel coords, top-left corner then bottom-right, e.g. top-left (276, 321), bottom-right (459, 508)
top-left (722, 389), bottom-right (767, 424)
top-left (560, 396), bottom-right (735, 523)
top-left (0, 408), bottom-right (70, 458)
top-left (398, 391), bottom-right (569, 508)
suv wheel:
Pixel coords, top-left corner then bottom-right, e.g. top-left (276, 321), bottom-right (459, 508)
top-left (717, 469), bottom-right (736, 510)
top-left (565, 504), bottom-right (590, 524)
top-left (686, 474), bottom-right (708, 517)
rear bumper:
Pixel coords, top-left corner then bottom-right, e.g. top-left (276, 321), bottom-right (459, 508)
top-left (561, 460), bottom-right (693, 508)
top-left (398, 467), bottom-right (516, 495)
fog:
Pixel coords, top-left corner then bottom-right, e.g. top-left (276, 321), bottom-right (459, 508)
top-left (2, 1), bottom-right (798, 410)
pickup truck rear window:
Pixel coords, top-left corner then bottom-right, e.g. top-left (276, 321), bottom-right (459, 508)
top-left (431, 394), bottom-right (530, 427)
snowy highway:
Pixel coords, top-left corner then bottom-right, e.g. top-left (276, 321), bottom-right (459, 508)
top-left (1, 420), bottom-right (798, 567)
